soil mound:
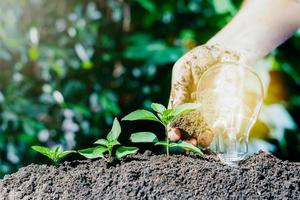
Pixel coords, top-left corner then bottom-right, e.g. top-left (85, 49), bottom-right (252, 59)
top-left (1, 151), bottom-right (299, 200)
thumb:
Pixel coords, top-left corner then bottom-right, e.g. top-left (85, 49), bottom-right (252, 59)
top-left (168, 58), bottom-right (193, 108)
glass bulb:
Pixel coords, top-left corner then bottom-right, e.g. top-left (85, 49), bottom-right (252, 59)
top-left (197, 62), bottom-right (264, 166)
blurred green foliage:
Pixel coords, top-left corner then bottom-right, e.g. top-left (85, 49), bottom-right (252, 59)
top-left (0, 0), bottom-right (300, 177)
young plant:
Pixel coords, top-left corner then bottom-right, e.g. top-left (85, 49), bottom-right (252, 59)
top-left (31, 145), bottom-right (76, 165)
top-left (122, 103), bottom-right (203, 157)
top-left (78, 118), bottom-right (138, 162)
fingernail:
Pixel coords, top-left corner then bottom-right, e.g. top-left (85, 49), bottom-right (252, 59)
top-left (168, 127), bottom-right (181, 142)
top-left (189, 138), bottom-right (197, 146)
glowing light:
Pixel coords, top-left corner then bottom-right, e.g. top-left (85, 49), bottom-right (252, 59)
top-left (197, 62), bottom-right (264, 166)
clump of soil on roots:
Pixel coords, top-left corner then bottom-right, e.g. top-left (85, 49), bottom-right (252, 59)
top-left (1, 151), bottom-right (300, 199)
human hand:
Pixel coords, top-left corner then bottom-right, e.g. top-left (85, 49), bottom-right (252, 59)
top-left (168, 44), bottom-right (241, 148)
top-left (167, 0), bottom-right (300, 148)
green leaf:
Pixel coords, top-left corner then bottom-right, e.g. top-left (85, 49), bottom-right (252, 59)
top-left (28, 47), bottom-right (39, 61)
top-left (169, 103), bottom-right (201, 117)
top-left (116, 146), bottom-right (138, 160)
top-left (31, 146), bottom-right (53, 160)
top-left (130, 132), bottom-right (158, 143)
top-left (82, 60), bottom-right (93, 69)
top-left (107, 118), bottom-right (121, 141)
top-left (162, 109), bottom-right (173, 116)
top-left (212, 0), bottom-right (236, 15)
top-left (93, 146), bottom-right (107, 155)
top-left (54, 146), bottom-right (62, 158)
top-left (151, 103), bottom-right (166, 114)
top-left (155, 141), bottom-right (169, 146)
top-left (157, 113), bottom-right (163, 120)
top-left (78, 146), bottom-right (107, 159)
top-left (170, 142), bottom-right (203, 156)
top-left (94, 139), bottom-right (109, 147)
top-left (58, 150), bottom-right (77, 159)
top-left (107, 139), bottom-right (120, 146)
top-left (136, 0), bottom-right (156, 13)
top-left (122, 110), bottom-right (161, 123)
top-left (78, 148), bottom-right (97, 159)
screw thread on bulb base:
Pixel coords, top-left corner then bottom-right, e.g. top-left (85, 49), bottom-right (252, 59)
top-left (217, 153), bottom-right (245, 167)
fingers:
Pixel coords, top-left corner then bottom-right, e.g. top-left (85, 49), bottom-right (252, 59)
top-left (167, 127), bottom-right (198, 154)
top-left (183, 138), bottom-right (197, 146)
top-left (169, 110), bottom-right (214, 148)
top-left (167, 126), bottom-right (198, 147)
top-left (183, 138), bottom-right (198, 153)
top-left (168, 127), bottom-right (181, 142)
top-left (196, 130), bottom-right (214, 148)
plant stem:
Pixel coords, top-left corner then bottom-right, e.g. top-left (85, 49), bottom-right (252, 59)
top-left (165, 127), bottom-right (169, 158)
top-left (53, 159), bottom-right (59, 166)
top-left (108, 149), bottom-right (112, 163)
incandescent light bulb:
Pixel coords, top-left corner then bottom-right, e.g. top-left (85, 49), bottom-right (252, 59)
top-left (197, 62), bottom-right (264, 166)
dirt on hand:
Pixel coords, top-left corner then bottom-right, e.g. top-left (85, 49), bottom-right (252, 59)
top-left (1, 151), bottom-right (300, 200)
top-left (170, 110), bottom-right (214, 147)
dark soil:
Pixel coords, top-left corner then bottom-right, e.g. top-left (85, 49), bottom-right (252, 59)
top-left (1, 151), bottom-right (300, 200)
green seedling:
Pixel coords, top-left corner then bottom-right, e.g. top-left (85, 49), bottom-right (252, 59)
top-left (31, 145), bottom-right (76, 165)
top-left (122, 103), bottom-right (203, 157)
top-left (78, 118), bottom-right (138, 162)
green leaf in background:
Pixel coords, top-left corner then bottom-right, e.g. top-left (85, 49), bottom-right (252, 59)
top-left (115, 146), bottom-right (138, 160)
top-left (107, 118), bottom-right (121, 141)
top-left (170, 142), bottom-right (203, 156)
top-left (136, 0), bottom-right (156, 13)
top-left (99, 92), bottom-right (121, 116)
top-left (28, 47), bottom-right (39, 61)
top-left (179, 29), bottom-right (196, 41)
top-left (124, 34), bottom-right (183, 65)
top-left (151, 103), bottom-right (166, 114)
top-left (149, 44), bottom-right (183, 65)
top-left (130, 132), bottom-right (158, 143)
top-left (122, 110), bottom-right (161, 123)
top-left (212, 0), bottom-right (236, 15)
top-left (82, 60), bottom-right (93, 69)
top-left (67, 103), bottom-right (91, 118)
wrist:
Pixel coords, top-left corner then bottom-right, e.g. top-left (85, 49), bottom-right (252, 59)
top-left (207, 0), bottom-right (300, 64)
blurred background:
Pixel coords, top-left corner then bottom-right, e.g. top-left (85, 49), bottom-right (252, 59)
top-left (0, 0), bottom-right (300, 177)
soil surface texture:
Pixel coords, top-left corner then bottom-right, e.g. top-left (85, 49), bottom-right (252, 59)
top-left (1, 151), bottom-right (299, 200)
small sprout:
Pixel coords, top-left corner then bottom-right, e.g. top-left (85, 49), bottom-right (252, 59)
top-left (31, 145), bottom-right (76, 165)
top-left (123, 103), bottom-right (202, 157)
top-left (124, 102), bottom-right (203, 157)
top-left (78, 118), bottom-right (138, 162)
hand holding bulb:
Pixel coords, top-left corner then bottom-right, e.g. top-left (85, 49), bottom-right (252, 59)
top-left (168, 0), bottom-right (300, 149)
